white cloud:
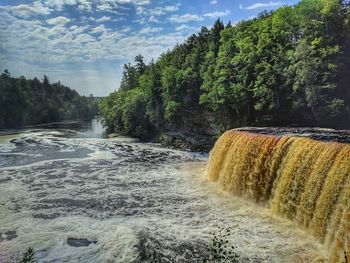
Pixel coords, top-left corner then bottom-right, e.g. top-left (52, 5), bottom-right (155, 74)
top-left (96, 0), bottom-right (151, 10)
top-left (47, 16), bottom-right (71, 25)
top-left (148, 15), bottom-right (160, 23)
top-left (240, 1), bottom-right (282, 10)
top-left (75, 33), bottom-right (95, 43)
top-left (163, 4), bottom-right (181, 12)
top-left (96, 2), bottom-right (113, 11)
top-left (203, 9), bottom-right (230, 18)
top-left (8, 1), bottom-right (52, 18)
top-left (168, 10), bottom-right (228, 23)
top-left (70, 25), bottom-right (89, 34)
top-left (90, 25), bottom-right (108, 34)
top-left (0, 0), bottom-right (196, 95)
top-left (139, 27), bottom-right (163, 34)
top-left (137, 3), bottom-right (180, 17)
top-left (0, 9), bottom-right (188, 66)
top-left (175, 24), bottom-right (197, 32)
top-left (121, 27), bottom-right (132, 33)
top-left (96, 16), bottom-right (112, 22)
top-left (95, 1), bottom-right (122, 13)
top-left (43, 0), bottom-right (76, 11)
top-left (117, 0), bottom-right (150, 5)
top-left (76, 0), bottom-right (92, 11)
top-left (209, 0), bottom-right (218, 5)
top-left (42, 0), bottom-right (149, 13)
top-left (168, 13), bottom-right (204, 23)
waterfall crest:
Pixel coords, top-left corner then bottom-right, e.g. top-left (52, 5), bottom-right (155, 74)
top-left (207, 131), bottom-right (350, 262)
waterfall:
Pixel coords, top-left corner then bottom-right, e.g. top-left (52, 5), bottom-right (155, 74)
top-left (207, 130), bottom-right (350, 262)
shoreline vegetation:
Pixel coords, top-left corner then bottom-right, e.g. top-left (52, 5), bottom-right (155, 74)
top-left (99, 0), bottom-right (350, 150)
top-left (0, 70), bottom-right (99, 130)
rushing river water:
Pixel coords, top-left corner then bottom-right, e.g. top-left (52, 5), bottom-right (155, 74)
top-left (0, 121), bottom-right (328, 262)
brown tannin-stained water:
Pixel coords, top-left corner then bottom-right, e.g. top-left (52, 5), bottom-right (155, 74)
top-left (0, 122), bottom-right (336, 262)
top-left (207, 130), bottom-right (350, 262)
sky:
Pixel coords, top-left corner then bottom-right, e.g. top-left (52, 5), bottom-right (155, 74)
top-left (0, 0), bottom-right (300, 96)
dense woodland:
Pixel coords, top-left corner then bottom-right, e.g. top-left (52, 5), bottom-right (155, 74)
top-left (0, 70), bottom-right (99, 129)
top-left (100, 0), bottom-right (349, 140)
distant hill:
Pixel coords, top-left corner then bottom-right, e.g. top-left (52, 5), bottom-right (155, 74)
top-left (0, 70), bottom-right (99, 129)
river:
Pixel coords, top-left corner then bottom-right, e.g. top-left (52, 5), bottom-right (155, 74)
top-left (0, 120), bottom-right (327, 262)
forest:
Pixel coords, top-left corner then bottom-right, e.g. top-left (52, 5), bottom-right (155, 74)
top-left (0, 70), bottom-right (99, 129)
top-left (100, 0), bottom-right (350, 141)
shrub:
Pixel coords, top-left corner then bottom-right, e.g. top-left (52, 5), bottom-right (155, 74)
top-left (202, 227), bottom-right (240, 263)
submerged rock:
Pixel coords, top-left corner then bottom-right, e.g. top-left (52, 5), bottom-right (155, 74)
top-left (0, 230), bottom-right (17, 242)
top-left (107, 133), bottom-right (119, 138)
top-left (159, 131), bottom-right (216, 152)
top-left (67, 238), bottom-right (97, 247)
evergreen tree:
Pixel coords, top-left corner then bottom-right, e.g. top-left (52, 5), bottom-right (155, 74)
top-left (100, 0), bottom-right (350, 140)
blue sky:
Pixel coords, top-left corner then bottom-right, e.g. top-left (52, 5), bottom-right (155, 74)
top-left (0, 0), bottom-right (300, 96)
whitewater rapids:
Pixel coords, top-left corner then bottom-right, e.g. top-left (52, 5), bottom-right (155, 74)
top-left (0, 121), bottom-right (328, 262)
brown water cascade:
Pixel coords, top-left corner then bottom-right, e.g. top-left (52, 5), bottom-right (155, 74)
top-left (207, 130), bottom-right (350, 262)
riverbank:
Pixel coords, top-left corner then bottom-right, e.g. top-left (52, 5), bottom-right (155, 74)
top-left (107, 127), bottom-right (350, 153)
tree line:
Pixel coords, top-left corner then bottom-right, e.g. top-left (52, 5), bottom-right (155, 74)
top-left (0, 70), bottom-right (99, 129)
top-left (100, 0), bottom-right (350, 140)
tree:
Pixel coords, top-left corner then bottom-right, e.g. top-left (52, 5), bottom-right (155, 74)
top-left (0, 70), bottom-right (97, 129)
top-left (120, 63), bottom-right (138, 90)
top-left (288, 0), bottom-right (348, 126)
top-left (135, 54), bottom-right (146, 75)
top-left (99, 0), bottom-right (350, 141)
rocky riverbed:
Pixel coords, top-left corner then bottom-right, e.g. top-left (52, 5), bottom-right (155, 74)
top-left (0, 121), bottom-right (330, 262)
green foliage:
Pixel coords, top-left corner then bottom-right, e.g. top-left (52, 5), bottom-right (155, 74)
top-left (100, 87), bottom-right (153, 140)
top-left (161, 66), bottom-right (196, 122)
top-left (120, 55), bottom-right (147, 90)
top-left (19, 247), bottom-right (36, 263)
top-left (121, 88), bottom-right (152, 139)
top-left (100, 0), bottom-right (350, 140)
top-left (0, 72), bottom-right (98, 129)
top-left (202, 227), bottom-right (240, 263)
top-left (9, 247), bottom-right (36, 263)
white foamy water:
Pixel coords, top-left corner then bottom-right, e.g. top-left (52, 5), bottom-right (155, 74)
top-left (0, 121), bottom-right (328, 262)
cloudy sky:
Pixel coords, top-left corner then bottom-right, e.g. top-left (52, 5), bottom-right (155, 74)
top-left (0, 0), bottom-right (299, 96)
